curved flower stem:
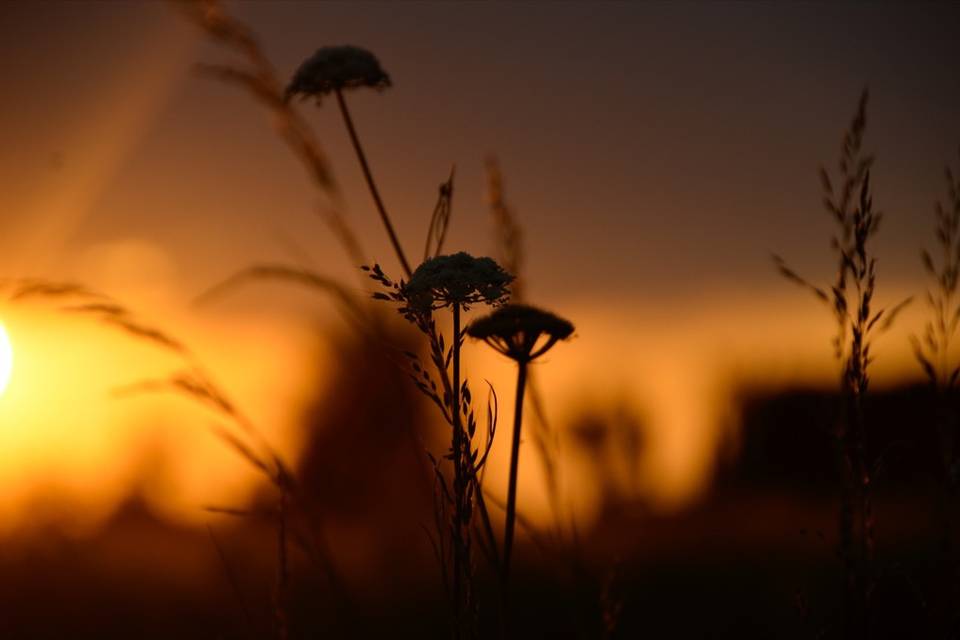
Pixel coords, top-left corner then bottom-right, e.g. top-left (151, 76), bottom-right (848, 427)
top-left (334, 88), bottom-right (412, 277)
top-left (502, 359), bottom-right (528, 595)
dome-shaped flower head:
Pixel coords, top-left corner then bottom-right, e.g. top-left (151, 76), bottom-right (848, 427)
top-left (467, 303), bottom-right (574, 363)
top-left (402, 252), bottom-right (513, 315)
top-left (285, 45), bottom-right (391, 103)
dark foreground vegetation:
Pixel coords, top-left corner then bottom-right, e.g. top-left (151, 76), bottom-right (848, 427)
top-left (0, 381), bottom-right (956, 639)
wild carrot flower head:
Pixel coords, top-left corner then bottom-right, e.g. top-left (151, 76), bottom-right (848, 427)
top-left (467, 303), bottom-right (574, 363)
top-left (403, 252), bottom-right (513, 315)
top-left (285, 45), bottom-right (391, 102)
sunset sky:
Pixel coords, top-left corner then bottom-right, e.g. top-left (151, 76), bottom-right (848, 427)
top-left (1, 1), bottom-right (959, 531)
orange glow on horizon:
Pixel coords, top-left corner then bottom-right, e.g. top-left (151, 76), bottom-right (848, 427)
top-left (0, 279), bottom-right (932, 537)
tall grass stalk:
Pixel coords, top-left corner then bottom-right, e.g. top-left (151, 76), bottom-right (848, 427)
top-left (775, 89), bottom-right (909, 638)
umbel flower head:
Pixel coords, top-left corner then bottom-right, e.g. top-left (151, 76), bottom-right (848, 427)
top-left (402, 252), bottom-right (513, 315)
top-left (284, 45), bottom-right (391, 102)
top-left (467, 303), bottom-right (574, 363)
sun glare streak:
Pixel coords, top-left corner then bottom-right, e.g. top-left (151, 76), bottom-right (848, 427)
top-left (0, 322), bottom-right (13, 397)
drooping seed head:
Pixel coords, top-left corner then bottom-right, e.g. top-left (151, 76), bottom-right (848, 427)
top-left (285, 45), bottom-right (391, 103)
top-left (402, 252), bottom-right (513, 316)
top-left (467, 303), bottom-right (574, 363)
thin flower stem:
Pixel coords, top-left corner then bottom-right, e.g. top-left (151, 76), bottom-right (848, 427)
top-left (334, 88), bottom-right (412, 277)
top-left (502, 360), bottom-right (528, 593)
top-left (451, 303), bottom-right (464, 634)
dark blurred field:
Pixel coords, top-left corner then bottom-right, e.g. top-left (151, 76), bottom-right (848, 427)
top-left (0, 371), bottom-right (953, 639)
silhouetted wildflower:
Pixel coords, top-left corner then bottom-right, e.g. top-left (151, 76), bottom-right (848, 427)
top-left (284, 45), bottom-right (390, 102)
top-left (402, 252), bottom-right (513, 315)
top-left (285, 44), bottom-right (412, 275)
top-left (366, 251), bottom-right (512, 631)
top-left (467, 302), bottom-right (574, 599)
top-left (467, 303), bottom-right (573, 363)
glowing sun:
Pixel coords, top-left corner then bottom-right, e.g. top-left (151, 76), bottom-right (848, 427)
top-left (0, 322), bottom-right (13, 396)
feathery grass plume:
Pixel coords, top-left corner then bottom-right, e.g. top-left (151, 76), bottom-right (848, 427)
top-left (485, 157), bottom-right (525, 302)
top-left (367, 254), bottom-right (512, 638)
top-left (6, 279), bottom-right (108, 302)
top-left (286, 43), bottom-right (412, 277)
top-left (424, 166), bottom-right (456, 262)
top-left (774, 89), bottom-right (909, 638)
top-left (913, 144), bottom-right (960, 620)
top-left (195, 263), bottom-right (368, 329)
top-left (467, 304), bottom-right (574, 612)
top-left (175, 0), bottom-right (366, 269)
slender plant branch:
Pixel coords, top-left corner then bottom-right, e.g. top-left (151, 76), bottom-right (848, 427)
top-left (334, 87), bottom-right (412, 277)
